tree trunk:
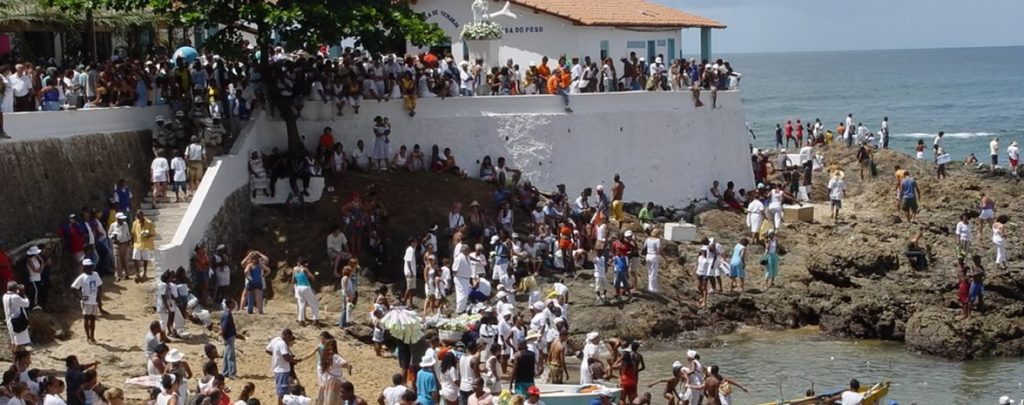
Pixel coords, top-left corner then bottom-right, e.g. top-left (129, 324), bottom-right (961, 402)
top-left (85, 8), bottom-right (96, 62)
top-left (256, 21), bottom-right (303, 154)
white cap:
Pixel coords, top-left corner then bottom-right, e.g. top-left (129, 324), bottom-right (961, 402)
top-left (596, 184), bottom-right (604, 192)
top-left (27, 246), bottom-right (41, 256)
top-left (586, 331), bottom-right (600, 341)
top-left (639, 57), bottom-right (646, 62)
top-left (529, 61), bottom-right (537, 67)
top-left (624, 230), bottom-right (633, 238)
top-left (655, 57), bottom-right (663, 64)
top-left (115, 212), bottom-right (127, 220)
top-left (532, 301), bottom-right (545, 311)
top-left (671, 360), bottom-right (683, 369)
top-left (491, 235), bottom-right (500, 244)
top-left (686, 349), bottom-right (697, 359)
top-left (999, 396), bottom-right (1014, 405)
top-left (81, 258), bottom-right (94, 267)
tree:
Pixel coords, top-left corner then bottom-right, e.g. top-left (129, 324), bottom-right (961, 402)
top-left (149, 0), bottom-right (448, 152)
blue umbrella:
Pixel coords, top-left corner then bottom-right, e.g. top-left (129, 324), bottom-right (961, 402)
top-left (171, 46), bottom-right (199, 66)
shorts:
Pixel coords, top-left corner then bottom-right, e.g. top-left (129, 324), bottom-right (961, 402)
top-left (172, 181), bottom-right (187, 192)
top-left (901, 197), bottom-right (918, 212)
top-left (979, 208), bottom-right (994, 220)
top-left (274, 372), bottom-right (290, 396)
top-left (830, 199), bottom-right (842, 208)
top-left (613, 272), bottom-right (629, 289)
top-left (132, 249), bottom-right (153, 261)
top-left (969, 282), bottom-right (983, 301)
top-left (405, 276), bottom-right (417, 291)
top-left (729, 263), bottom-right (745, 278)
top-left (1011, 158), bottom-right (1019, 167)
top-left (81, 303), bottom-right (99, 316)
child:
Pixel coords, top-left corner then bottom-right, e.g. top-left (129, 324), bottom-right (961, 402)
top-left (371, 308), bottom-right (385, 357)
top-left (915, 139), bottom-right (925, 160)
top-left (955, 213), bottom-right (972, 255)
top-left (613, 253), bottom-right (629, 302)
top-left (957, 259), bottom-right (971, 320)
top-left (440, 258), bottom-right (453, 297)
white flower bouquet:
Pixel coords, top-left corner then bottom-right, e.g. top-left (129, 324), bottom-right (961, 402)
top-left (462, 21), bottom-right (503, 40)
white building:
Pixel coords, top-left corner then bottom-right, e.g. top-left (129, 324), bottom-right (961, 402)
top-left (409, 0), bottom-right (724, 66)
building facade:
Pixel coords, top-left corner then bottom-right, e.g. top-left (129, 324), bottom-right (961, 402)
top-left (409, 0), bottom-right (724, 66)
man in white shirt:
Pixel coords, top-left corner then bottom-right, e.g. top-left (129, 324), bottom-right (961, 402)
top-left (107, 212), bottom-right (133, 281)
top-left (326, 225), bottom-right (349, 270)
top-left (265, 329), bottom-right (295, 404)
top-left (350, 140), bottom-right (371, 172)
top-left (185, 136), bottom-right (206, 194)
top-left (151, 149), bottom-right (170, 207)
top-left (70, 259), bottom-right (103, 343)
top-left (378, 374), bottom-right (409, 405)
top-left (828, 171), bottom-right (846, 221)
top-left (836, 378), bottom-right (864, 405)
top-left (170, 149), bottom-right (188, 203)
top-left (880, 117), bottom-right (889, 149)
top-left (9, 64), bottom-right (32, 112)
top-left (402, 238), bottom-right (418, 308)
top-left (453, 245), bottom-right (473, 314)
top-left (569, 57), bottom-right (583, 94)
top-left (932, 131), bottom-right (944, 161)
top-left (448, 203), bottom-right (464, 234)
top-left (990, 136), bottom-right (1000, 167)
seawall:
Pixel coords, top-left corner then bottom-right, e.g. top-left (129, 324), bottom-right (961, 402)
top-left (275, 90), bottom-right (754, 207)
top-left (158, 91), bottom-right (754, 270)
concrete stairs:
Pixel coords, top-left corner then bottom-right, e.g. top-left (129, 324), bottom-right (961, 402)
top-left (141, 195), bottom-right (189, 271)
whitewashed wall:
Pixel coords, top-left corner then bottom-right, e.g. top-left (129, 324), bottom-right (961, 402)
top-left (3, 106), bottom-right (169, 141)
top-left (271, 91), bottom-right (753, 207)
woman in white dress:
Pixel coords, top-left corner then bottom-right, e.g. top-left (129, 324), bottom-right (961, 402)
top-left (580, 331), bottom-right (600, 384)
top-left (643, 230), bottom-right (663, 293)
top-left (371, 117), bottom-right (391, 171)
top-left (315, 339), bottom-right (350, 405)
top-left (248, 150), bottom-right (270, 198)
top-left (3, 282), bottom-right (31, 351)
top-left (992, 216), bottom-right (1008, 270)
top-left (745, 196), bottom-right (765, 243)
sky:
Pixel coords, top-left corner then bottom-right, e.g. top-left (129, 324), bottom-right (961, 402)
top-left (658, 0), bottom-right (1024, 53)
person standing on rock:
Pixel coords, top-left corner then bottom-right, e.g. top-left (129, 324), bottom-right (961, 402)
top-left (763, 230), bottom-right (780, 289)
top-left (898, 171), bottom-right (921, 223)
top-left (745, 191), bottom-right (765, 242)
top-left (643, 230), bottom-right (664, 293)
top-left (71, 258), bottom-right (103, 344)
top-left (3, 281), bottom-right (31, 352)
top-left (728, 239), bottom-right (748, 293)
top-left (955, 213), bottom-right (973, 255)
top-left (977, 193), bottom-right (996, 236)
top-left (593, 212), bottom-right (610, 303)
top-left (957, 258), bottom-right (971, 320)
top-left (242, 250), bottom-right (269, 315)
top-left (580, 332), bottom-right (601, 385)
top-left (402, 238), bottom-right (419, 309)
top-left (828, 170), bottom-right (847, 221)
top-left (992, 216), bottom-right (1008, 270)
top-left (696, 247), bottom-right (711, 307)
top-left (1008, 141), bottom-right (1020, 176)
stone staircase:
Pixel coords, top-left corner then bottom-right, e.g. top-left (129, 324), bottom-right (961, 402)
top-left (141, 195), bottom-right (189, 272)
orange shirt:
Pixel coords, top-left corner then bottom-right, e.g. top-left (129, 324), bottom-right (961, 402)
top-left (546, 75), bottom-right (560, 94)
top-left (560, 71), bottom-right (571, 88)
top-left (537, 64), bottom-right (551, 79)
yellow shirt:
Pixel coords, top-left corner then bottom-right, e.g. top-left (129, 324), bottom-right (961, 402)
top-left (132, 219), bottom-right (157, 250)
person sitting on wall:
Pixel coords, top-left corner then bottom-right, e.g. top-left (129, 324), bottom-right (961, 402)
top-left (722, 181), bottom-right (743, 210)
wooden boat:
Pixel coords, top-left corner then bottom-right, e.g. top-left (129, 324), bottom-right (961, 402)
top-left (755, 380), bottom-right (891, 405)
top-left (531, 384), bottom-right (621, 405)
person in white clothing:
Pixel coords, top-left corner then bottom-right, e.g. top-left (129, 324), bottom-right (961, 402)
top-left (828, 171), bottom-right (847, 221)
top-left (151, 149), bottom-right (171, 207)
top-left (292, 259), bottom-right (320, 325)
top-left (70, 259), bottom-right (103, 343)
top-left (1008, 141), bottom-right (1020, 175)
top-left (835, 378), bottom-right (864, 405)
top-left (992, 216), bottom-right (1008, 270)
top-left (989, 136), bottom-right (1000, 167)
top-left (3, 282), bottom-right (31, 351)
top-left (453, 245), bottom-right (473, 314)
top-left (643, 230), bottom-right (663, 292)
top-left (402, 238), bottom-right (418, 308)
top-left (170, 149), bottom-right (188, 203)
top-left (745, 196), bottom-right (765, 242)
top-left (767, 183), bottom-right (793, 230)
top-left (880, 116), bottom-right (889, 149)
top-left (378, 374), bottom-right (409, 405)
top-left (955, 213), bottom-right (972, 254)
top-left (580, 331), bottom-right (600, 384)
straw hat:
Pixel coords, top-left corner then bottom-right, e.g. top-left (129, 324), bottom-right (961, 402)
top-left (165, 349), bottom-right (185, 363)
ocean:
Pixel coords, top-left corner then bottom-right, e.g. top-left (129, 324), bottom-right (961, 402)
top-left (726, 46), bottom-right (1024, 160)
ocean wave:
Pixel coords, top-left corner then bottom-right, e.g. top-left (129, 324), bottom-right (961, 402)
top-left (894, 132), bottom-right (995, 139)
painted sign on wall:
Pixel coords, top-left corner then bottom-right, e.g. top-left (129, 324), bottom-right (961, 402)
top-left (502, 25), bottom-right (545, 34)
top-left (425, 9), bottom-right (461, 29)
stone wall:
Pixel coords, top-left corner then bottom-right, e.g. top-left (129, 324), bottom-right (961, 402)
top-left (200, 186), bottom-right (252, 259)
top-left (0, 131), bottom-right (152, 246)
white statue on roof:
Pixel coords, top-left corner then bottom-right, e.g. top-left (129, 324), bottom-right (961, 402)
top-left (472, 0), bottom-right (518, 23)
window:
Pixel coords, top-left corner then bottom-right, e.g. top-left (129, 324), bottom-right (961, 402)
top-left (600, 40), bottom-right (609, 61)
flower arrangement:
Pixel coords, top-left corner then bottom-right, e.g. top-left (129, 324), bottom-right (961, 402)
top-left (461, 21), bottom-right (503, 40)
top-left (428, 314), bottom-right (481, 332)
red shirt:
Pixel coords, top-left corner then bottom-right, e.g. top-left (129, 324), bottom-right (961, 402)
top-left (0, 250), bottom-right (12, 284)
top-left (319, 132), bottom-right (334, 149)
top-left (612, 240), bottom-right (630, 257)
top-left (784, 123), bottom-right (793, 136)
top-left (796, 124), bottom-right (804, 136)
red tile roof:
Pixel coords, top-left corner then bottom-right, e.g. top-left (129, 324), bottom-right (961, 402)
top-left (509, 0), bottom-right (725, 28)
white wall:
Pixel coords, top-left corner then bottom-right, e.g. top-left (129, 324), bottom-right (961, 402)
top-left (272, 91), bottom-right (753, 207)
top-left (4, 106), bottom-right (169, 141)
